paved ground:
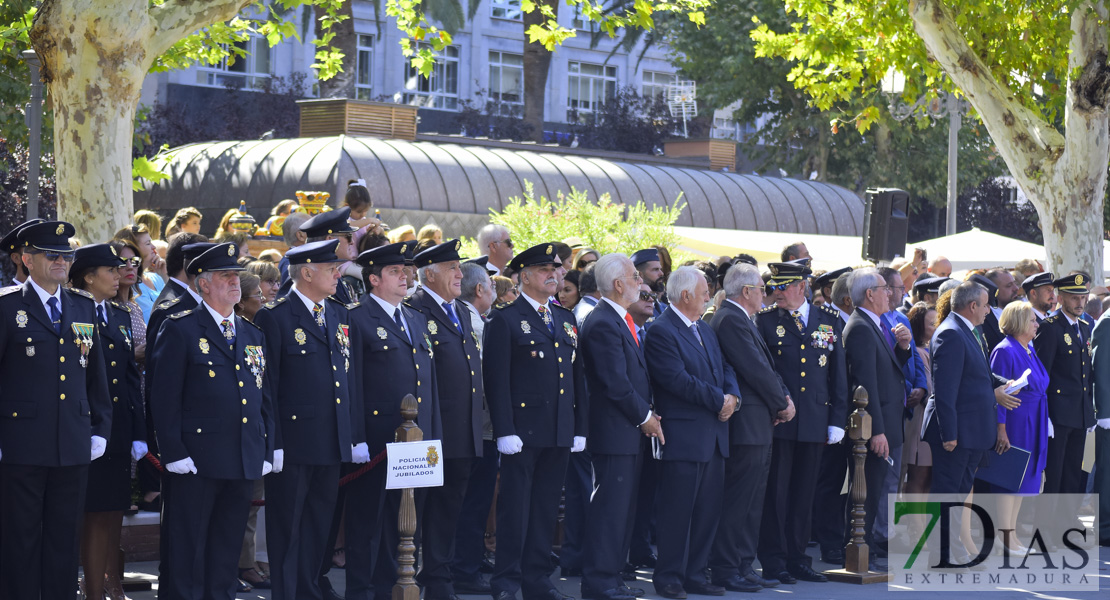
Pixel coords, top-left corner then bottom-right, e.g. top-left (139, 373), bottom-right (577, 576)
top-left (119, 545), bottom-right (1109, 600)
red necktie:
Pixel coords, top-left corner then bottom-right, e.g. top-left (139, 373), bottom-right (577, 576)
top-left (625, 312), bottom-right (640, 346)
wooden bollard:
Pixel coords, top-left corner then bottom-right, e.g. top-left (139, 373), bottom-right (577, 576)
top-left (393, 394), bottom-right (422, 600)
top-left (824, 386), bottom-right (890, 584)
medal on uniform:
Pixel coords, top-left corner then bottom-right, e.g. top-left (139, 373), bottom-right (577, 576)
top-left (25, 346), bottom-right (34, 357)
top-left (295, 328), bottom-right (307, 345)
top-left (72, 322), bottom-right (94, 368)
top-left (776, 325), bottom-right (786, 338)
top-left (1064, 333), bottom-right (1073, 346)
top-left (424, 333), bottom-right (434, 358)
top-left (15, 310), bottom-right (27, 328)
top-left (337, 325), bottom-right (351, 372)
top-left (120, 326), bottom-right (132, 351)
top-left (199, 337), bottom-right (210, 354)
top-left (819, 354), bottom-right (828, 367)
top-left (245, 345), bottom-right (265, 389)
top-left (564, 322), bottom-right (578, 346)
top-left (376, 326), bottom-right (388, 340)
top-left (521, 320), bottom-right (532, 334)
top-left (471, 330), bottom-right (481, 352)
top-left (428, 320), bottom-right (438, 335)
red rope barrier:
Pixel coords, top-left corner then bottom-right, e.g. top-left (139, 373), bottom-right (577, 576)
top-left (143, 448), bottom-right (388, 507)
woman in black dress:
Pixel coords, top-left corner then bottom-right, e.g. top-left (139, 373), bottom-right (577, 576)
top-left (70, 243), bottom-right (146, 600)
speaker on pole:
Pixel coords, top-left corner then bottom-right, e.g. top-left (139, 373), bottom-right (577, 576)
top-left (861, 188), bottom-right (910, 262)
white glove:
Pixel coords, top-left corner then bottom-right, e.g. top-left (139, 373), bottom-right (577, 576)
top-left (497, 435), bottom-right (523, 455)
top-left (827, 426), bottom-right (846, 445)
top-left (571, 436), bottom-right (587, 453)
top-left (262, 460), bottom-right (273, 476)
top-left (166, 457), bottom-right (197, 474)
top-left (1047, 419), bottom-right (1055, 439)
top-left (90, 436), bottom-right (107, 461)
top-left (272, 449), bottom-right (284, 473)
top-left (131, 441), bottom-right (148, 462)
top-left (1097, 418), bottom-right (1110, 430)
top-left (351, 443), bottom-right (370, 464)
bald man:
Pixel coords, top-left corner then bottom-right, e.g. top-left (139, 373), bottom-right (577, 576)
top-left (928, 256), bottom-right (952, 279)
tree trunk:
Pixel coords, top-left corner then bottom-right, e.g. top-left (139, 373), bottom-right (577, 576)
top-left (522, 1), bottom-right (558, 143)
top-left (30, 0), bottom-right (251, 244)
top-left (910, 0), bottom-right (1110, 276)
top-left (316, 0), bottom-right (357, 98)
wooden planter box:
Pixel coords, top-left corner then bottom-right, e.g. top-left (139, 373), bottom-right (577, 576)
top-left (663, 138), bottom-right (738, 171)
top-left (298, 98), bottom-right (418, 140)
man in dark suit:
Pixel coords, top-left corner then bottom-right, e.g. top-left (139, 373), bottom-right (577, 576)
top-left (579, 253), bottom-right (662, 600)
top-left (0, 218), bottom-right (43, 288)
top-left (1091, 295), bottom-right (1110, 546)
top-left (253, 240), bottom-right (367, 600)
top-left (485, 243), bottom-right (587, 600)
top-left (926, 281), bottom-right (1014, 493)
top-left (346, 242), bottom-right (441, 600)
top-left (153, 232), bottom-right (209, 308)
top-left (1036, 274), bottom-right (1096, 524)
top-left (842, 268), bottom-right (913, 566)
top-left (707, 263), bottom-right (790, 592)
top-left (405, 240), bottom-right (485, 600)
top-left (0, 221), bottom-right (112, 600)
top-left (1023, 272), bottom-right (1056, 322)
top-left (644, 266), bottom-right (739, 599)
top-left (754, 262), bottom-right (847, 584)
top-left (150, 242), bottom-right (275, 600)
top-left (278, 208), bottom-right (359, 304)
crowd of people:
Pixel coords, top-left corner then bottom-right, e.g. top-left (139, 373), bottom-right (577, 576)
top-left (0, 187), bottom-right (1107, 600)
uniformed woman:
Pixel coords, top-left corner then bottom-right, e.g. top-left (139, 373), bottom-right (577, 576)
top-left (70, 244), bottom-right (146, 600)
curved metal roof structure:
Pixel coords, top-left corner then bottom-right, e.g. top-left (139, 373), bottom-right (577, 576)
top-left (136, 135), bottom-right (863, 235)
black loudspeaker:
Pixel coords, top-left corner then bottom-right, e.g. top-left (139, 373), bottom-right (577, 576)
top-left (861, 188), bottom-right (910, 262)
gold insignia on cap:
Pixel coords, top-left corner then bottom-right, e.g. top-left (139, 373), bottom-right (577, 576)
top-left (110, 246), bottom-right (118, 256)
top-left (455, 240), bottom-right (461, 250)
top-left (55, 224), bottom-right (64, 235)
top-left (327, 229), bottom-right (334, 234)
top-left (306, 259), bottom-right (312, 263)
top-left (1076, 274), bottom-right (1084, 285)
top-left (227, 245), bottom-right (235, 257)
top-left (546, 245), bottom-right (553, 255)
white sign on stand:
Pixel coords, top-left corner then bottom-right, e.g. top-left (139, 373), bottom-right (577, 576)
top-left (385, 440), bottom-right (444, 489)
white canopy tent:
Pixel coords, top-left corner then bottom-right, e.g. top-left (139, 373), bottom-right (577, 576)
top-left (908, 228), bottom-right (1110, 277)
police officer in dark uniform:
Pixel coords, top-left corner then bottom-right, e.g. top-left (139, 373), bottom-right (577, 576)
top-left (1023, 272), bottom-right (1056, 322)
top-left (754, 261), bottom-right (848, 584)
top-left (154, 232), bottom-right (209, 308)
top-left (485, 243), bottom-right (587, 600)
top-left (70, 243), bottom-right (147, 600)
top-left (1, 218), bottom-right (44, 288)
top-left (150, 242), bottom-right (274, 600)
top-left (1035, 273), bottom-right (1096, 524)
top-left (405, 240), bottom-right (485, 600)
top-left (279, 207), bottom-right (358, 304)
top-left (0, 220), bottom-right (112, 600)
top-left (147, 242), bottom-right (214, 359)
top-left (253, 239), bottom-right (367, 600)
top-left (346, 242), bottom-right (441, 600)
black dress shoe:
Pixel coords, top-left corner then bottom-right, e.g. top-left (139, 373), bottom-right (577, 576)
top-left (581, 587), bottom-right (636, 600)
top-left (619, 567), bottom-right (637, 582)
top-left (527, 588), bottom-right (574, 600)
top-left (456, 577), bottom-right (492, 594)
top-left (618, 584), bottom-right (645, 597)
top-left (236, 579), bottom-right (252, 594)
top-left (711, 575), bottom-right (760, 593)
top-left (741, 571), bottom-right (778, 588)
top-left (655, 583), bottom-right (687, 599)
top-left (629, 553), bottom-right (657, 569)
top-left (684, 581), bottom-right (725, 596)
top-left (820, 548), bottom-right (845, 565)
top-left (492, 591), bottom-right (519, 600)
top-left (788, 565), bottom-right (828, 583)
top-left (772, 571), bottom-right (796, 585)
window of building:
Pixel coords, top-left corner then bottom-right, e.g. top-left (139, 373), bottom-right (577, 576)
top-left (711, 117), bottom-right (758, 142)
top-left (403, 45), bottom-right (460, 110)
top-left (642, 71), bottom-right (676, 100)
top-left (567, 61), bottom-right (616, 117)
top-left (355, 34), bottom-right (374, 100)
top-left (491, 0), bottom-right (522, 20)
top-left (196, 34), bottom-right (272, 88)
top-left (489, 51), bottom-right (524, 114)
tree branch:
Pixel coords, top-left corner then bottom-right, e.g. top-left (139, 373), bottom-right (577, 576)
top-left (908, 0), bottom-right (1064, 185)
top-left (148, 0), bottom-right (253, 58)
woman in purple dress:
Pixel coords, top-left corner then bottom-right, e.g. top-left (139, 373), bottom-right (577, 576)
top-left (989, 301), bottom-right (1049, 553)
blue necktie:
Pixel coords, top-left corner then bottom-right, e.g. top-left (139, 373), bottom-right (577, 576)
top-left (394, 309), bottom-right (411, 344)
top-left (443, 301), bottom-right (463, 334)
top-left (97, 304), bottom-right (108, 327)
top-left (47, 297), bottom-right (61, 334)
top-left (690, 322), bottom-right (703, 346)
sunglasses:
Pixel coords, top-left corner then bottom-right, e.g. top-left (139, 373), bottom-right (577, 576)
top-left (31, 250), bottom-right (75, 263)
top-left (120, 257), bottom-right (142, 268)
top-left (639, 291), bottom-right (657, 302)
top-left (495, 239), bottom-right (514, 248)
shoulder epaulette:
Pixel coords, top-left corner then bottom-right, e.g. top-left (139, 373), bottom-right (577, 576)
top-left (346, 301), bottom-right (360, 310)
top-left (157, 297), bottom-right (182, 310)
top-left (0, 286), bottom-right (21, 297)
top-left (110, 300), bottom-right (131, 313)
top-left (819, 304), bottom-right (839, 317)
top-left (493, 301), bottom-right (511, 311)
top-left (551, 303), bottom-right (574, 314)
top-left (168, 308), bottom-right (195, 320)
top-left (757, 305), bottom-right (777, 316)
top-left (1043, 314), bottom-right (1059, 324)
top-left (241, 318), bottom-right (263, 332)
top-left (263, 296), bottom-right (287, 310)
top-left (66, 287), bottom-right (94, 300)
top-left (326, 296), bottom-right (348, 308)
